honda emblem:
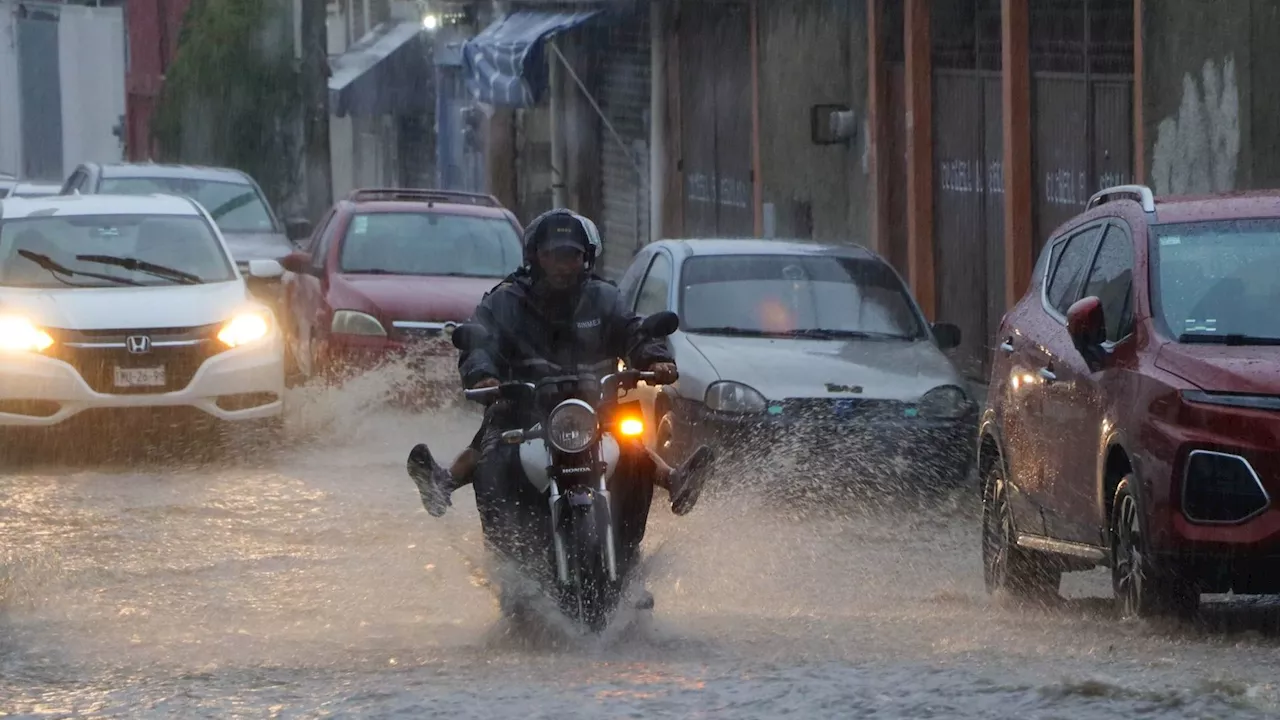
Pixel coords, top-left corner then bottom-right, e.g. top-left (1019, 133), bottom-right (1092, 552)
top-left (126, 335), bottom-right (152, 354)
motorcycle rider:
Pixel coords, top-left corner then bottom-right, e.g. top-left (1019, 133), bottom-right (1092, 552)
top-left (407, 209), bottom-right (715, 525)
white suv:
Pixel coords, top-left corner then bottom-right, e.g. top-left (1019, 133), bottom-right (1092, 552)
top-left (0, 193), bottom-right (285, 434)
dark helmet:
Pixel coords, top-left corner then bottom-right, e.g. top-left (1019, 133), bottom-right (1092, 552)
top-left (521, 208), bottom-right (603, 271)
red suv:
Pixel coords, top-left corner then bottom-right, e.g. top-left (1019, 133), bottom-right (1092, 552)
top-left (979, 184), bottom-right (1280, 619)
top-left (279, 188), bottom-right (523, 382)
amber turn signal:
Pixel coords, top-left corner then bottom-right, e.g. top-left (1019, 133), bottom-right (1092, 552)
top-left (619, 418), bottom-right (644, 436)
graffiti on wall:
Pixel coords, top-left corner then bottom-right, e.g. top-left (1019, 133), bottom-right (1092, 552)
top-left (687, 172), bottom-right (751, 209)
top-left (938, 158), bottom-right (1005, 196)
top-left (1151, 56), bottom-right (1240, 196)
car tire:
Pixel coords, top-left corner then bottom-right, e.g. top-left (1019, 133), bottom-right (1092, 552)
top-left (655, 410), bottom-right (681, 465)
top-left (981, 459), bottom-right (1062, 602)
top-left (1110, 476), bottom-right (1199, 620)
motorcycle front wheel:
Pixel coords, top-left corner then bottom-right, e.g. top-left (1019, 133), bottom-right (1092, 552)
top-left (559, 499), bottom-right (622, 633)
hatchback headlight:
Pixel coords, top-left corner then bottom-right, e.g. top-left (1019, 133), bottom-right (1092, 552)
top-left (918, 385), bottom-right (971, 419)
top-left (547, 399), bottom-right (598, 453)
top-left (0, 316), bottom-right (54, 353)
top-left (331, 310), bottom-right (386, 337)
top-left (705, 381), bottom-right (768, 414)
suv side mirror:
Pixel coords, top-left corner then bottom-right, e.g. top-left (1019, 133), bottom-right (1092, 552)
top-left (1067, 296), bottom-right (1108, 370)
top-left (932, 322), bottom-right (961, 350)
top-left (247, 259), bottom-right (284, 279)
top-left (279, 251), bottom-right (310, 274)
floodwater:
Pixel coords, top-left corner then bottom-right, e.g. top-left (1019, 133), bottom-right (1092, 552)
top-left (2, 362), bottom-right (1279, 719)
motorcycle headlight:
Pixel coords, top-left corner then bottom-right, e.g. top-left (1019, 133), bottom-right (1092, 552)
top-left (0, 316), bottom-right (54, 353)
top-left (217, 310), bottom-right (272, 348)
top-left (705, 381), bottom-right (768, 414)
top-left (918, 384), bottom-right (972, 419)
top-left (547, 399), bottom-right (598, 454)
top-left (331, 310), bottom-right (386, 337)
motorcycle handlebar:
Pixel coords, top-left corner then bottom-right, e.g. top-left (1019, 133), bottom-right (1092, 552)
top-left (463, 381), bottom-right (535, 403)
top-left (461, 370), bottom-right (672, 404)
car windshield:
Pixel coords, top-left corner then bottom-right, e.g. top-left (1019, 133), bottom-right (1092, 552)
top-left (679, 254), bottom-right (925, 339)
top-left (98, 177), bottom-right (277, 234)
top-left (338, 212), bottom-right (522, 277)
top-left (0, 214), bottom-right (235, 288)
top-left (1152, 219), bottom-right (1280, 343)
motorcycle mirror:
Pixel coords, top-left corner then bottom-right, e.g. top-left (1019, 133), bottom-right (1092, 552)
top-left (639, 310), bottom-right (680, 338)
top-left (451, 323), bottom-right (490, 351)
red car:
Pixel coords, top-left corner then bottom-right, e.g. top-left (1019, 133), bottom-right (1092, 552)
top-left (979, 184), bottom-right (1280, 619)
top-left (279, 188), bottom-right (524, 381)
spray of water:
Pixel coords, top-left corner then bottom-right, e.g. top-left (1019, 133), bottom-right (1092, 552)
top-left (3, 351), bottom-right (1280, 717)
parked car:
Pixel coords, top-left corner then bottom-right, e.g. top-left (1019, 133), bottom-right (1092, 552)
top-left (0, 193), bottom-right (286, 437)
top-left (615, 239), bottom-right (976, 490)
top-left (4, 182), bottom-right (63, 198)
top-left (60, 163), bottom-right (305, 309)
top-left (278, 188), bottom-right (523, 381)
top-left (979, 184), bottom-right (1280, 619)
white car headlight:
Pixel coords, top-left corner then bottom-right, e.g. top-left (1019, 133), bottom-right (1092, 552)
top-left (547, 399), bottom-right (598, 454)
top-left (0, 316), bottom-right (54, 353)
top-left (217, 310), bottom-right (272, 348)
top-left (705, 381), bottom-right (768, 414)
top-left (918, 385), bottom-right (972, 419)
top-left (331, 310), bottom-right (386, 337)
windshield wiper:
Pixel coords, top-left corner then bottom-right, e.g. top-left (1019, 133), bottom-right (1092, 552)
top-left (780, 329), bottom-right (915, 341)
top-left (75, 254), bottom-right (202, 285)
top-left (684, 326), bottom-right (771, 337)
top-left (209, 191), bottom-right (258, 220)
top-left (1178, 333), bottom-right (1280, 346)
top-left (17, 250), bottom-right (144, 287)
top-left (684, 326), bottom-right (914, 340)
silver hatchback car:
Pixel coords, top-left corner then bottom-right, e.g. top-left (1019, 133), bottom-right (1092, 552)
top-left (615, 239), bottom-right (977, 491)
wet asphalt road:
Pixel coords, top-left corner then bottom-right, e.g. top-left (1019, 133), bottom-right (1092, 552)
top-left (2, 373), bottom-right (1280, 718)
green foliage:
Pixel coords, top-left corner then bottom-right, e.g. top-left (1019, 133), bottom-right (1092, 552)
top-left (151, 0), bottom-right (301, 208)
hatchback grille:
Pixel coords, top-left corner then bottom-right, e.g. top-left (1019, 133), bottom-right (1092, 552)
top-left (778, 398), bottom-right (912, 422)
top-left (1182, 450), bottom-right (1271, 524)
top-left (47, 324), bottom-right (223, 395)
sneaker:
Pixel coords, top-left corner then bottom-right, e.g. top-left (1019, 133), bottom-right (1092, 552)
top-left (668, 445), bottom-right (714, 516)
top-left (407, 443), bottom-right (453, 517)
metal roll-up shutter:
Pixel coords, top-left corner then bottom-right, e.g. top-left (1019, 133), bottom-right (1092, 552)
top-left (597, 8), bottom-right (650, 279)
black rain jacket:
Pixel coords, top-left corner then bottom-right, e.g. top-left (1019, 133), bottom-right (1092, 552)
top-left (458, 216), bottom-right (673, 389)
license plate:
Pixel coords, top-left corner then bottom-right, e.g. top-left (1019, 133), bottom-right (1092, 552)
top-left (114, 366), bottom-right (166, 388)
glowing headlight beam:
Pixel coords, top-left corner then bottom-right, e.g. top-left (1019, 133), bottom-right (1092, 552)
top-left (0, 316), bottom-right (54, 352)
top-left (217, 312), bottom-right (270, 348)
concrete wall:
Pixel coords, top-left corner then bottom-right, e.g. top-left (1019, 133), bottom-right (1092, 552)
top-left (58, 5), bottom-right (127, 180)
top-left (1143, 0), bottom-right (1250, 195)
top-left (1246, 0), bottom-right (1280, 188)
top-left (0, 6), bottom-right (20, 177)
top-left (756, 0), bottom-right (870, 242)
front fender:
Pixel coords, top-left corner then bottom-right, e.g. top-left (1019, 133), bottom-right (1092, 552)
top-left (977, 410), bottom-right (1005, 480)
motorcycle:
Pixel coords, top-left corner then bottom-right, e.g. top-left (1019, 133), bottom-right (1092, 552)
top-left (425, 310), bottom-right (680, 632)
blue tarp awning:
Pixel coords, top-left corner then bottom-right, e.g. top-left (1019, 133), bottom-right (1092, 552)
top-left (328, 21), bottom-right (432, 117)
top-left (462, 9), bottom-right (602, 108)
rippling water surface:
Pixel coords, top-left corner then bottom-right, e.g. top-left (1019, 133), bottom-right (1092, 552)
top-left (2, 362), bottom-right (1279, 718)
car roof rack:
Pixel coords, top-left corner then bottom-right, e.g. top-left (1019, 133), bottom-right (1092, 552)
top-left (1086, 184), bottom-right (1156, 213)
top-left (345, 188), bottom-right (503, 207)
